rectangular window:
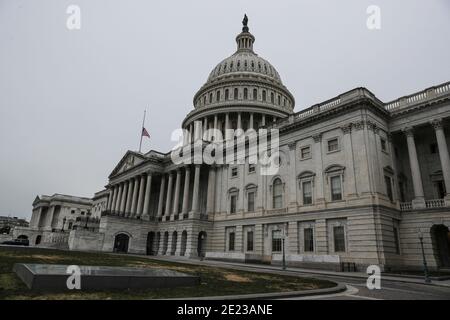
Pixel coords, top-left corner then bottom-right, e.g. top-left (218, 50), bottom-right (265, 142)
top-left (304, 228), bottom-right (314, 252)
top-left (327, 138), bottom-right (339, 152)
top-left (247, 192), bottom-right (255, 212)
top-left (230, 195), bottom-right (237, 214)
top-left (228, 232), bottom-right (235, 251)
top-left (333, 226), bottom-right (346, 252)
top-left (272, 230), bottom-right (282, 252)
top-left (300, 146), bottom-right (311, 159)
top-left (247, 231), bottom-right (254, 251)
top-left (430, 143), bottom-right (438, 154)
top-left (231, 167), bottom-right (238, 177)
top-left (330, 176), bottom-right (342, 201)
top-left (381, 138), bottom-right (387, 152)
top-left (393, 226), bottom-right (400, 254)
top-left (398, 181), bottom-right (406, 203)
top-left (248, 164), bottom-right (255, 173)
top-left (302, 181), bottom-right (313, 205)
top-left (385, 176), bottom-right (393, 201)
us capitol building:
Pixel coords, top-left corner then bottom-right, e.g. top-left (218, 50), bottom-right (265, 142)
top-left (15, 17), bottom-right (450, 272)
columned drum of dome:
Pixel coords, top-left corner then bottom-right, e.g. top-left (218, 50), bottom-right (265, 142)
top-left (182, 15), bottom-right (295, 141)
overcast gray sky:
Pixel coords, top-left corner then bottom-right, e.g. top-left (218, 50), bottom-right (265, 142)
top-left (1, 0), bottom-right (449, 219)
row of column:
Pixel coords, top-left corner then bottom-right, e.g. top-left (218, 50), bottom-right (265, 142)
top-left (106, 172), bottom-right (152, 218)
top-left (107, 165), bottom-right (217, 219)
top-left (183, 112), bottom-right (277, 144)
top-left (155, 165), bottom-right (216, 218)
top-left (404, 118), bottom-right (450, 207)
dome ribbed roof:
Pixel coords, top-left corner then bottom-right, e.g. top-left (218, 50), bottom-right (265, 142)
top-left (207, 52), bottom-right (283, 84)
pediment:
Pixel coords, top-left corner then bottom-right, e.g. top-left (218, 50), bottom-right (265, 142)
top-left (109, 151), bottom-right (146, 178)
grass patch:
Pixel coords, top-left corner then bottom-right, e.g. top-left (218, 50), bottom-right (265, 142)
top-left (0, 246), bottom-right (335, 300)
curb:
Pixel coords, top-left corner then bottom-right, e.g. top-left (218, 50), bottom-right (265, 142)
top-left (173, 283), bottom-right (348, 300)
top-left (147, 256), bottom-right (450, 288)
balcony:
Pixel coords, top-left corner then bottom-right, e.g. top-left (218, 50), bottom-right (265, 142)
top-left (400, 199), bottom-right (448, 212)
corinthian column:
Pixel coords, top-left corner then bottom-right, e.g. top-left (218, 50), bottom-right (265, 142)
top-left (142, 172), bottom-right (152, 217)
top-left (157, 175), bottom-right (166, 217)
top-left (182, 166), bottom-right (191, 215)
top-left (125, 179), bottom-right (134, 214)
top-left (206, 166), bottom-right (216, 214)
top-left (431, 119), bottom-right (450, 200)
top-left (120, 181), bottom-right (128, 213)
top-left (191, 165), bottom-right (201, 213)
top-left (403, 127), bottom-right (425, 208)
top-left (313, 134), bottom-right (325, 206)
top-left (172, 169), bottom-right (182, 215)
top-left (115, 183), bottom-right (123, 211)
top-left (131, 177), bottom-right (139, 215)
top-left (164, 172), bottom-right (174, 216)
top-left (137, 174), bottom-right (146, 216)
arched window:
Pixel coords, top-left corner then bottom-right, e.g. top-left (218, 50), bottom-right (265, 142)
top-left (243, 88), bottom-right (248, 100)
top-left (262, 90), bottom-right (267, 102)
top-left (273, 178), bottom-right (283, 209)
top-left (278, 95), bottom-right (281, 105)
top-left (234, 88), bottom-right (239, 100)
top-left (225, 89), bottom-right (229, 101)
top-left (253, 88), bottom-right (258, 100)
top-left (209, 93), bottom-right (213, 104)
top-left (216, 90), bottom-right (220, 102)
top-left (271, 92), bottom-right (275, 103)
top-left (203, 96), bottom-right (206, 105)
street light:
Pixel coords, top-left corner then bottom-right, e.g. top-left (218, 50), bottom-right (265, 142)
top-left (417, 229), bottom-right (431, 284)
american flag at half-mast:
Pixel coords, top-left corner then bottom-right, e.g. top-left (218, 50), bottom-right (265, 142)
top-left (142, 127), bottom-right (150, 138)
top-left (139, 110), bottom-right (150, 153)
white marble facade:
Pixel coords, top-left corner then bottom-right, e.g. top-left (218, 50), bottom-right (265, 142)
top-left (18, 18), bottom-right (450, 272)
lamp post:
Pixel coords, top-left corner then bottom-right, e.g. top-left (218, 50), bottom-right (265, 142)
top-left (418, 229), bottom-right (431, 283)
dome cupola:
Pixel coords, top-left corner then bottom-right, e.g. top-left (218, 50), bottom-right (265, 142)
top-left (182, 15), bottom-right (295, 136)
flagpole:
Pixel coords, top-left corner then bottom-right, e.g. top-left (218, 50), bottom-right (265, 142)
top-left (139, 110), bottom-right (146, 153)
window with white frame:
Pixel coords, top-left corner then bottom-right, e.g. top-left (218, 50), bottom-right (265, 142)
top-left (248, 163), bottom-right (256, 173)
top-left (327, 138), bottom-right (339, 152)
top-left (302, 181), bottom-right (313, 205)
top-left (272, 178), bottom-right (283, 209)
top-left (300, 146), bottom-right (311, 160)
top-left (298, 171), bottom-right (315, 206)
top-left (304, 227), bottom-right (314, 252)
top-left (246, 230), bottom-right (254, 251)
top-left (231, 167), bottom-right (238, 177)
top-left (229, 231), bottom-right (235, 251)
top-left (330, 176), bottom-right (342, 201)
top-left (230, 194), bottom-right (237, 214)
top-left (333, 226), bottom-right (346, 252)
top-left (247, 191), bottom-right (255, 212)
top-left (272, 230), bottom-right (282, 252)
top-left (385, 175), bottom-right (394, 201)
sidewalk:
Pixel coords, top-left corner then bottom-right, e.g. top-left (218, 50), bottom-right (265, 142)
top-left (140, 255), bottom-right (450, 288)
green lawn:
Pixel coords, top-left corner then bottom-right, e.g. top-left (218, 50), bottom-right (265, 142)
top-left (0, 246), bottom-right (335, 300)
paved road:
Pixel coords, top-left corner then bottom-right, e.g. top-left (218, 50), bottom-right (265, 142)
top-left (148, 256), bottom-right (450, 300)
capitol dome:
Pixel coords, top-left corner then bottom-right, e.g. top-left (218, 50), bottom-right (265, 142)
top-left (206, 52), bottom-right (283, 85)
top-left (182, 15), bottom-right (295, 140)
